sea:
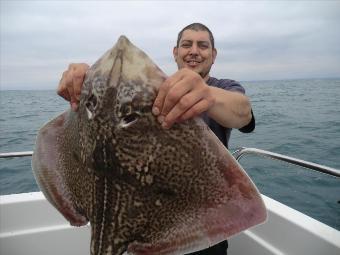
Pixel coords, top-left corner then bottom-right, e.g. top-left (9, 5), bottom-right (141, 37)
top-left (1, 78), bottom-right (339, 231)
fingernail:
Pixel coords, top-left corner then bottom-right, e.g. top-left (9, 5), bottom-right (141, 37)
top-left (71, 102), bottom-right (78, 111)
top-left (157, 115), bottom-right (164, 124)
top-left (152, 107), bottom-right (160, 115)
top-left (162, 122), bottom-right (170, 129)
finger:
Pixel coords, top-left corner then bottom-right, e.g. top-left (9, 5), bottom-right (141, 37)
top-left (163, 90), bottom-right (202, 128)
top-left (67, 63), bottom-right (89, 111)
top-left (178, 99), bottom-right (212, 122)
top-left (72, 64), bottom-right (89, 101)
top-left (153, 72), bottom-right (183, 116)
top-left (161, 78), bottom-right (192, 117)
top-left (64, 68), bottom-right (78, 111)
top-left (57, 70), bottom-right (71, 101)
top-left (66, 86), bottom-right (78, 111)
top-left (152, 78), bottom-right (173, 116)
top-left (57, 84), bottom-right (71, 101)
top-left (59, 90), bottom-right (71, 102)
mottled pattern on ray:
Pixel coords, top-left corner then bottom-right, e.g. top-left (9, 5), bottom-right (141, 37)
top-left (32, 36), bottom-right (267, 255)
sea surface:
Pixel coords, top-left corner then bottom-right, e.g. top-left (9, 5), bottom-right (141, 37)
top-left (1, 78), bottom-right (339, 230)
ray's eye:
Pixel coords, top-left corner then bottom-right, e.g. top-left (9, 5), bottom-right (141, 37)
top-left (85, 94), bottom-right (97, 119)
top-left (121, 113), bottom-right (140, 128)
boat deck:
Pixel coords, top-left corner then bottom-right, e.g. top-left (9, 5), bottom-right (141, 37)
top-left (1, 191), bottom-right (339, 255)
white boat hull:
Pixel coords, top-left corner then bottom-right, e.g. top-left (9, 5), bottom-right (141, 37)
top-left (1, 192), bottom-right (339, 255)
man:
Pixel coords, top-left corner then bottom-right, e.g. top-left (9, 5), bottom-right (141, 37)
top-left (57, 23), bottom-right (255, 255)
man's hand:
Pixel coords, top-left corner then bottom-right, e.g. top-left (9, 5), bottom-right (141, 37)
top-left (152, 68), bottom-right (215, 129)
top-left (57, 63), bottom-right (90, 111)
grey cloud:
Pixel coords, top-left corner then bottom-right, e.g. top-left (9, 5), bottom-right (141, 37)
top-left (1, 1), bottom-right (340, 89)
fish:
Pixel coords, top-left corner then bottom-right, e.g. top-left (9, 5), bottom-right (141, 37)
top-left (32, 35), bottom-right (267, 255)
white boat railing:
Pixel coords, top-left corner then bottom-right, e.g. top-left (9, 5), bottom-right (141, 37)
top-left (0, 151), bottom-right (33, 158)
top-left (1, 148), bottom-right (340, 178)
top-left (232, 147), bottom-right (340, 177)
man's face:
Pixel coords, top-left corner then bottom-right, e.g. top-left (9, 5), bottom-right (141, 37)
top-left (173, 29), bottom-right (217, 81)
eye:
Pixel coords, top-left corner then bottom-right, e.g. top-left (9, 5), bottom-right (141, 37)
top-left (180, 41), bottom-right (192, 48)
top-left (85, 94), bottom-right (97, 119)
top-left (198, 42), bottom-right (209, 49)
top-left (199, 44), bottom-right (209, 49)
top-left (120, 113), bottom-right (140, 128)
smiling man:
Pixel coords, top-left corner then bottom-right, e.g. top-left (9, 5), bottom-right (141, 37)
top-left (57, 23), bottom-right (255, 255)
top-left (151, 23), bottom-right (255, 148)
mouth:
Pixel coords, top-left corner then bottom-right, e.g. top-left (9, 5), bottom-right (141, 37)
top-left (185, 59), bottom-right (201, 68)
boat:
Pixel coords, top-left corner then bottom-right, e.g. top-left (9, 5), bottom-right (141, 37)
top-left (0, 147), bottom-right (339, 255)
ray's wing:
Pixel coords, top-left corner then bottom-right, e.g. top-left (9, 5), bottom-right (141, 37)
top-left (32, 110), bottom-right (88, 226)
top-left (126, 119), bottom-right (267, 255)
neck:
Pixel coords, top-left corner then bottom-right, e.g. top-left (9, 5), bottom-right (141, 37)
top-left (202, 74), bottom-right (210, 82)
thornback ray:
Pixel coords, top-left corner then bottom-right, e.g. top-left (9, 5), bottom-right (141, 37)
top-left (32, 35), bottom-right (267, 255)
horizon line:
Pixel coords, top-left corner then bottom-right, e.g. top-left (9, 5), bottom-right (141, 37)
top-left (1, 76), bottom-right (340, 91)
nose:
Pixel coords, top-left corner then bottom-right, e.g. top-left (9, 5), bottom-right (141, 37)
top-left (189, 43), bottom-right (199, 56)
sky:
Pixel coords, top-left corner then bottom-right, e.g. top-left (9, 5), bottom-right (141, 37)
top-left (1, 0), bottom-right (340, 90)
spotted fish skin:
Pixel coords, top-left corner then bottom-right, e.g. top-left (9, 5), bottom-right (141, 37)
top-left (32, 36), bottom-right (267, 255)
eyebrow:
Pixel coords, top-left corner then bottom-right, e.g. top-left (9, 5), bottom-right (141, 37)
top-left (180, 40), bottom-right (211, 46)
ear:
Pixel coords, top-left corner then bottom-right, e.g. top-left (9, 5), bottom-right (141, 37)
top-left (212, 48), bottom-right (217, 64)
top-left (173, 47), bottom-right (178, 62)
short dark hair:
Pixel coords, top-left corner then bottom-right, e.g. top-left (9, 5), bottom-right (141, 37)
top-left (176, 23), bottom-right (215, 49)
